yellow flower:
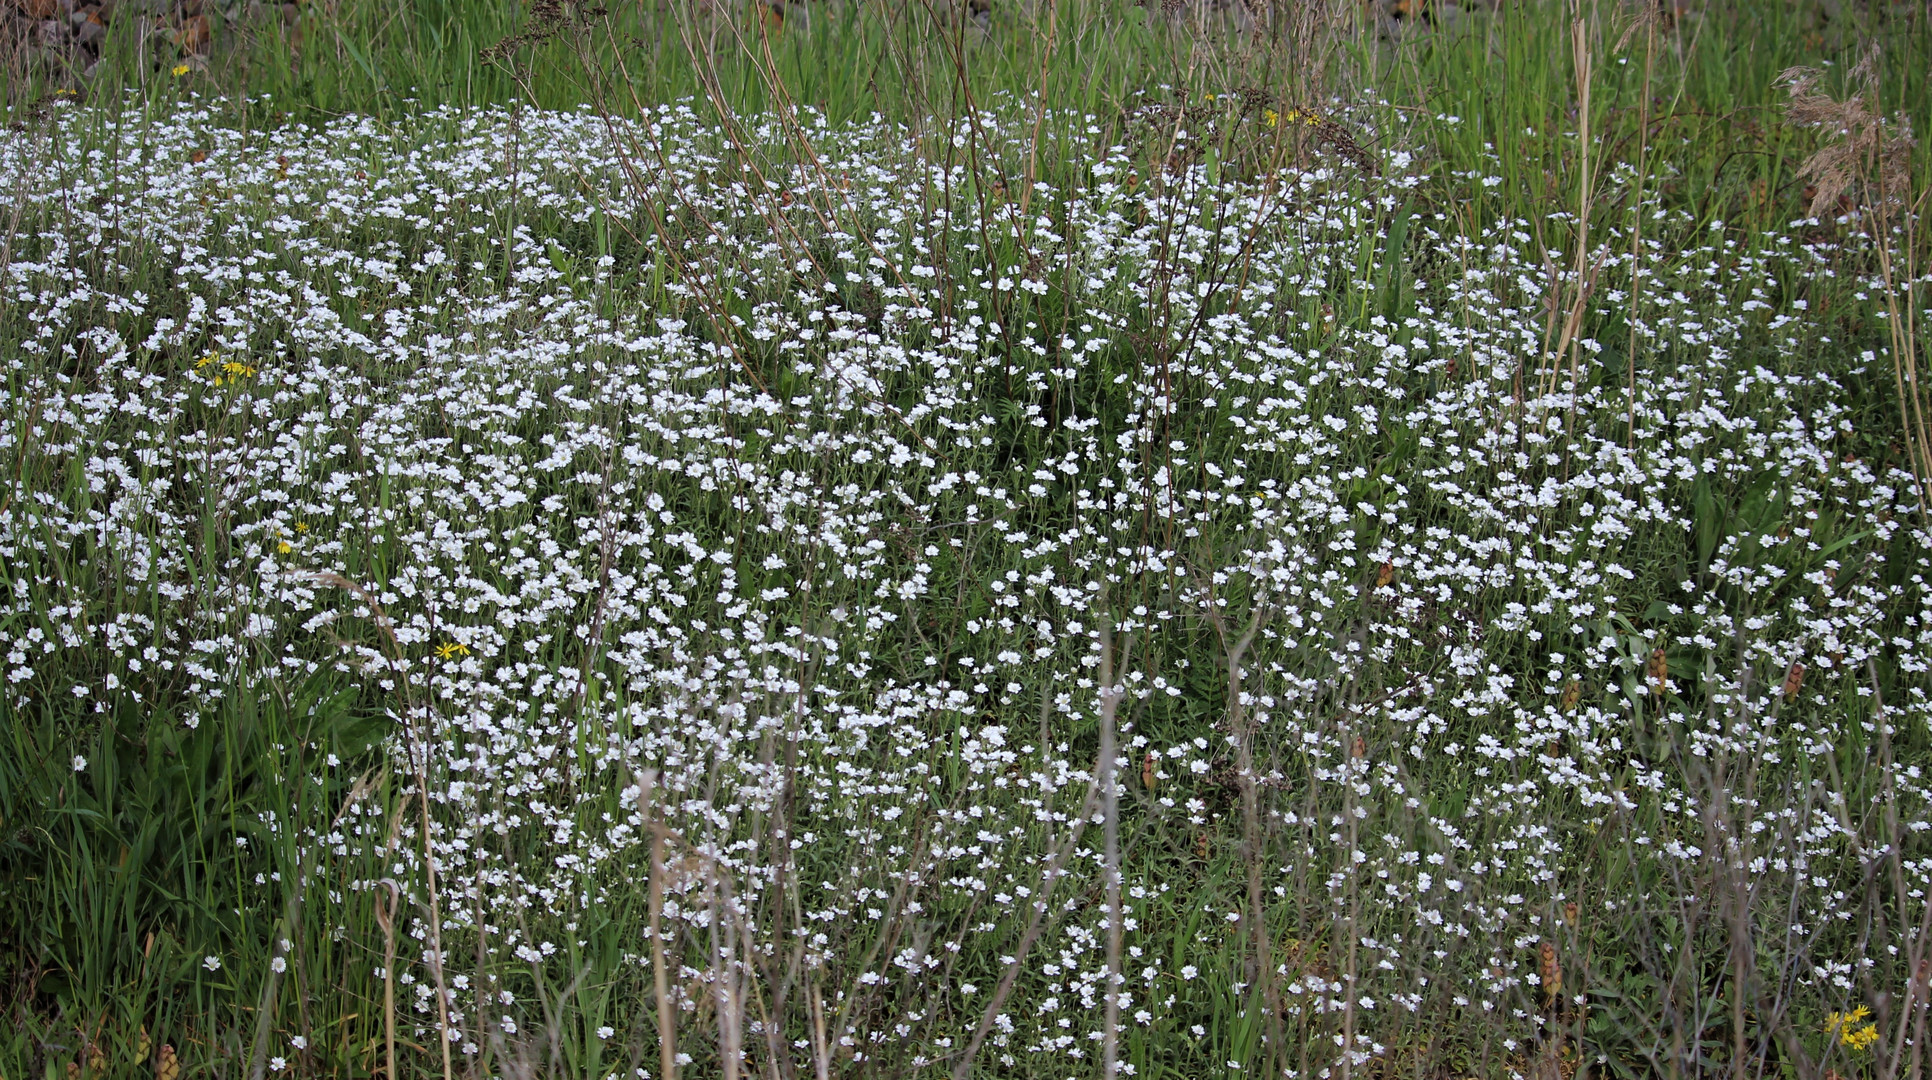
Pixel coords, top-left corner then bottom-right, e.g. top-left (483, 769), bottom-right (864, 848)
top-left (172, 63), bottom-right (191, 78)
top-left (195, 354), bottom-right (258, 387)
top-left (433, 641), bottom-right (471, 661)
top-left (1264, 109), bottom-right (1279, 128)
top-left (1826, 1006), bottom-right (1879, 1052)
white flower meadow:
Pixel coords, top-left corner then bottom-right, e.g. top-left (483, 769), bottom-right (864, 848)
top-left (2, 96), bottom-right (1929, 1075)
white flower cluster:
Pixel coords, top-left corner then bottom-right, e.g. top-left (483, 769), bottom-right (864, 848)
top-left (3, 97), bottom-right (1928, 1072)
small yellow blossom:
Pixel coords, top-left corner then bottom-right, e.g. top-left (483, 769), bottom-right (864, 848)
top-left (194, 353), bottom-right (258, 387)
top-left (1826, 1006), bottom-right (1879, 1052)
top-left (172, 63), bottom-right (192, 78)
top-left (433, 641), bottom-right (471, 661)
top-left (1264, 109), bottom-right (1279, 127)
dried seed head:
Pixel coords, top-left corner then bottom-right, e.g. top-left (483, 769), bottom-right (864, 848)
top-left (1779, 49), bottom-right (1917, 218)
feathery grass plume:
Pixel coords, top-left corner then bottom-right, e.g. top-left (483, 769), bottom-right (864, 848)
top-left (1778, 50), bottom-right (1916, 222)
top-left (1779, 46), bottom-right (1928, 518)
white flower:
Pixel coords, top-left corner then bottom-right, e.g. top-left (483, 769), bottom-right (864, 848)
top-left (1, 95), bottom-right (1917, 1071)
top-left (290, 1036), bottom-right (308, 1050)
top-left (268, 1058), bottom-right (286, 1072)
top-left (203, 955), bottom-right (222, 971)
top-left (595, 1026), bottom-right (614, 1040)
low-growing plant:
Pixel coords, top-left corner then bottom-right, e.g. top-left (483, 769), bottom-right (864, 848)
top-left (2, 3), bottom-right (1931, 1080)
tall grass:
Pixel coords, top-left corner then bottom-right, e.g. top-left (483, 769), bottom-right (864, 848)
top-left (2, 2), bottom-right (1930, 1079)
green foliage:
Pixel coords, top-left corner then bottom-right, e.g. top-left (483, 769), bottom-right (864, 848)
top-left (2, 1), bottom-right (1930, 1078)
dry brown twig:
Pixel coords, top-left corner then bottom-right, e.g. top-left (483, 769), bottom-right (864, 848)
top-left (303, 570), bottom-right (456, 1080)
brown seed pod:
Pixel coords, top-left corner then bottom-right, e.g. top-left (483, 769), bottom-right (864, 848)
top-left (1647, 648), bottom-right (1669, 696)
top-left (1783, 661), bottom-right (1806, 697)
top-left (1559, 679), bottom-right (1581, 712)
top-left (1538, 939), bottom-right (1562, 1001)
top-left (1141, 751), bottom-right (1158, 794)
top-left (1376, 562), bottom-right (1394, 589)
